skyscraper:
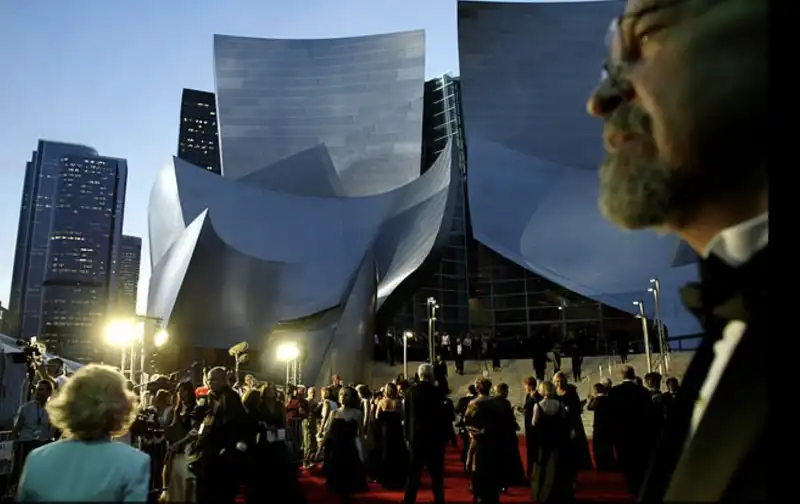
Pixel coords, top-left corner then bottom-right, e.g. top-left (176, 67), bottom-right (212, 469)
top-left (8, 140), bottom-right (127, 362)
top-left (177, 88), bottom-right (221, 175)
top-left (115, 235), bottom-right (142, 316)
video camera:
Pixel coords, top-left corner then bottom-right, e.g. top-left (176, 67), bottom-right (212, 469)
top-left (14, 338), bottom-right (46, 365)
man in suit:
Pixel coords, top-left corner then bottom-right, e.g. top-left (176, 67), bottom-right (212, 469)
top-left (587, 0), bottom-right (767, 500)
top-left (194, 366), bottom-right (251, 503)
top-left (608, 366), bottom-right (652, 496)
top-left (403, 363), bottom-right (447, 504)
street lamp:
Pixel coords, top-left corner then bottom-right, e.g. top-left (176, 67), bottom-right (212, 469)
top-left (104, 319), bottom-right (137, 377)
top-left (153, 329), bottom-right (169, 348)
top-left (104, 316), bottom-right (164, 387)
top-left (426, 297), bottom-right (439, 363)
top-left (633, 301), bottom-right (652, 373)
top-left (403, 330), bottom-right (413, 379)
top-left (277, 342), bottom-right (300, 387)
top-left (648, 278), bottom-right (669, 372)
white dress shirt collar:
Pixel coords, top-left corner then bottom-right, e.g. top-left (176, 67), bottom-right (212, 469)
top-left (702, 213), bottom-right (768, 266)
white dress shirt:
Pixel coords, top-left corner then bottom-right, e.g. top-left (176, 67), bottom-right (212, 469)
top-left (689, 213), bottom-right (768, 438)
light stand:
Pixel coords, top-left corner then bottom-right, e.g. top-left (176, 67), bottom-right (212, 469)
top-left (426, 298), bottom-right (438, 363)
top-left (403, 330), bottom-right (413, 379)
top-left (633, 301), bottom-right (652, 373)
top-left (649, 278), bottom-right (670, 373)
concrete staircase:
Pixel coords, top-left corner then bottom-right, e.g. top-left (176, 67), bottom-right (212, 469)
top-left (368, 351), bottom-right (695, 438)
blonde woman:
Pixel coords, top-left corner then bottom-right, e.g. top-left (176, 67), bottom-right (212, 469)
top-left (17, 364), bottom-right (150, 502)
top-left (529, 380), bottom-right (574, 504)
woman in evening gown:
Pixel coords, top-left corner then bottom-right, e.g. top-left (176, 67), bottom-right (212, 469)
top-left (530, 380), bottom-right (576, 503)
top-left (553, 371), bottom-right (593, 471)
top-left (323, 386), bottom-right (368, 501)
top-left (373, 383), bottom-right (408, 489)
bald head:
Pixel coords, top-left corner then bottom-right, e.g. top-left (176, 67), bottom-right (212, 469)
top-left (208, 366), bottom-right (228, 392)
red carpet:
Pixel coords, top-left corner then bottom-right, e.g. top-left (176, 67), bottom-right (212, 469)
top-left (298, 438), bottom-right (632, 503)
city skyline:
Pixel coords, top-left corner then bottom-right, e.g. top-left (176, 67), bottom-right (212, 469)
top-left (0, 0), bottom-right (608, 318)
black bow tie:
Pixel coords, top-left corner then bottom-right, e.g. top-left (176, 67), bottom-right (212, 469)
top-left (681, 247), bottom-right (767, 331)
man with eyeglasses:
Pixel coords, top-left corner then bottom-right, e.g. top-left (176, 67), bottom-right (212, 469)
top-left (586, 0), bottom-right (767, 501)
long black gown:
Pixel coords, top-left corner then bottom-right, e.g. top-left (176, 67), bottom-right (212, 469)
top-left (557, 385), bottom-right (593, 470)
top-left (324, 417), bottom-right (368, 497)
top-left (530, 399), bottom-right (574, 503)
top-left (375, 409), bottom-right (409, 489)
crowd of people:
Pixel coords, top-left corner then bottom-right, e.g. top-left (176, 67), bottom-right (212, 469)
top-left (6, 351), bottom-right (688, 504)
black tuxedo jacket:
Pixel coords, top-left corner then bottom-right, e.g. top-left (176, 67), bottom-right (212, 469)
top-left (639, 246), bottom-right (768, 501)
top-left (404, 380), bottom-right (448, 450)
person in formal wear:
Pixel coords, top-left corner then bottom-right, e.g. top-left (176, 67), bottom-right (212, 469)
top-left (553, 372), bottom-right (592, 471)
top-left (16, 364), bottom-right (150, 502)
top-left (322, 386), bottom-right (368, 500)
top-left (373, 383), bottom-right (408, 489)
top-left (521, 376), bottom-right (542, 479)
top-left (455, 384), bottom-right (477, 470)
top-left (192, 366), bottom-right (251, 503)
top-left (494, 383), bottom-right (526, 489)
top-left (607, 366), bottom-right (652, 496)
top-left (433, 354), bottom-right (449, 394)
top-left (529, 380), bottom-right (575, 504)
top-left (587, 0), bottom-right (767, 500)
top-left (464, 378), bottom-right (506, 504)
top-left (403, 363), bottom-right (447, 504)
top-left (586, 383), bottom-right (615, 471)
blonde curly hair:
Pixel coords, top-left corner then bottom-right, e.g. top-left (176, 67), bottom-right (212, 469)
top-left (46, 364), bottom-right (139, 441)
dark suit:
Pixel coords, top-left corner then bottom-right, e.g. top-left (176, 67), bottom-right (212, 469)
top-left (195, 386), bottom-right (250, 503)
top-left (404, 380), bottom-right (448, 504)
top-left (523, 392), bottom-right (542, 478)
top-left (608, 380), bottom-right (652, 495)
top-left (640, 246), bottom-right (768, 501)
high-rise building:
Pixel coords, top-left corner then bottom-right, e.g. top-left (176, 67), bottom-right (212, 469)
top-left (177, 88), bottom-right (221, 175)
top-left (115, 235), bottom-right (142, 316)
top-left (8, 140), bottom-right (127, 362)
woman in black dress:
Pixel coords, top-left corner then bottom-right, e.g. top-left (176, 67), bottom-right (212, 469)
top-left (322, 386), bottom-right (368, 501)
top-left (373, 383), bottom-right (408, 489)
top-left (530, 380), bottom-right (575, 503)
top-left (553, 372), bottom-right (593, 471)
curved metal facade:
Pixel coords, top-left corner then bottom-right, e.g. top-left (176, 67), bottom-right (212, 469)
top-left (148, 31), bottom-right (457, 386)
top-left (214, 31), bottom-right (425, 197)
top-left (458, 1), bottom-right (701, 336)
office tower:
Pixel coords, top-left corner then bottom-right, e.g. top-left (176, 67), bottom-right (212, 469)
top-left (177, 88), bottom-right (221, 175)
top-left (115, 235), bottom-right (142, 316)
top-left (8, 140), bottom-right (127, 362)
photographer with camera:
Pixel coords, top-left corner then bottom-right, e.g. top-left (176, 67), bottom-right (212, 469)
top-left (36, 358), bottom-right (68, 392)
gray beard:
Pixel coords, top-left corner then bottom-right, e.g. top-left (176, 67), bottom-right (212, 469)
top-left (597, 143), bottom-right (676, 230)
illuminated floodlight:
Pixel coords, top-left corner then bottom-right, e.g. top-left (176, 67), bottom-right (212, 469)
top-left (153, 329), bottom-right (169, 348)
top-left (277, 342), bottom-right (300, 362)
top-left (105, 319), bottom-right (137, 346)
top-left (403, 330), bottom-right (413, 340)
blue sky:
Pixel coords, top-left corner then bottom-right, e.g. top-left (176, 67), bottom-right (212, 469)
top-left (0, 0), bottom-right (603, 315)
